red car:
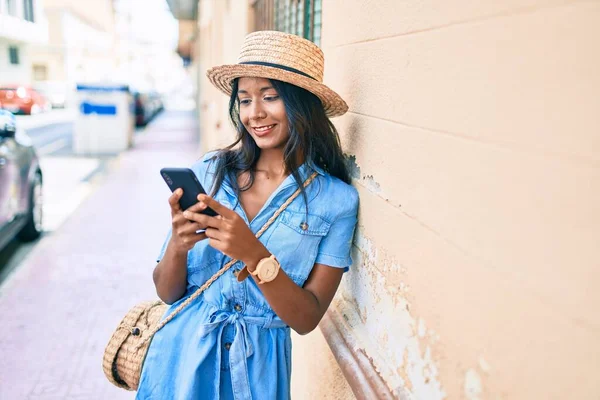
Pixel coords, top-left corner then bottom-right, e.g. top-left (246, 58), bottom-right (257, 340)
top-left (0, 85), bottom-right (51, 115)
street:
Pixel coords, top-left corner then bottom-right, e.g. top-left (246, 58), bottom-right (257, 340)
top-left (27, 121), bottom-right (73, 156)
top-left (0, 110), bottom-right (117, 286)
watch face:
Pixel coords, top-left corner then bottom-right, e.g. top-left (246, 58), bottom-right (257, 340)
top-left (260, 259), bottom-right (279, 281)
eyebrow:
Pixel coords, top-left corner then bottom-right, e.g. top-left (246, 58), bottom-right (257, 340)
top-left (238, 86), bottom-right (275, 94)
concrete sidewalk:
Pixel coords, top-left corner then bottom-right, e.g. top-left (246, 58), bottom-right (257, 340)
top-left (0, 110), bottom-right (201, 400)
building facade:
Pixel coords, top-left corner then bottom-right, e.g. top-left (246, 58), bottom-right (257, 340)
top-left (170, 0), bottom-right (600, 399)
top-left (30, 0), bottom-right (116, 86)
top-left (0, 0), bottom-right (48, 85)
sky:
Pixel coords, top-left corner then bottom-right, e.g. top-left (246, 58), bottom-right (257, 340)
top-left (116, 0), bottom-right (179, 48)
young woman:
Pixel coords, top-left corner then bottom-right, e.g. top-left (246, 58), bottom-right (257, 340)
top-left (136, 31), bottom-right (359, 400)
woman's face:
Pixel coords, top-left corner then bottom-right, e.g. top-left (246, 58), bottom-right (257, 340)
top-left (237, 77), bottom-right (289, 150)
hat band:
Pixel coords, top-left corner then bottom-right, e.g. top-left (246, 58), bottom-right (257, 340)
top-left (239, 61), bottom-right (317, 81)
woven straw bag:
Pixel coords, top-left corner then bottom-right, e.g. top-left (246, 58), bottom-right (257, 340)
top-left (102, 300), bottom-right (167, 390)
top-left (102, 172), bottom-right (318, 391)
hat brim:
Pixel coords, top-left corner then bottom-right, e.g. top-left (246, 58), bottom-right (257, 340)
top-left (206, 64), bottom-right (348, 118)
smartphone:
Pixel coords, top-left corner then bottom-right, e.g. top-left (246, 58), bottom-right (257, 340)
top-left (160, 167), bottom-right (218, 216)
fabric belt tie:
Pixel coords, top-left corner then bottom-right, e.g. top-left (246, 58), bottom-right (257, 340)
top-left (198, 310), bottom-right (287, 400)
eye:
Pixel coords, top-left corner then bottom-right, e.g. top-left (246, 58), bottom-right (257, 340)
top-left (239, 99), bottom-right (251, 105)
top-left (264, 95), bottom-right (279, 101)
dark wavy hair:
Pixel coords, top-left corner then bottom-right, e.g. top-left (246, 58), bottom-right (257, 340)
top-left (209, 78), bottom-right (350, 209)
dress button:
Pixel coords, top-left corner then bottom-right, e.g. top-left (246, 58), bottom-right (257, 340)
top-left (224, 342), bottom-right (232, 350)
top-left (234, 304), bottom-right (242, 312)
top-left (300, 222), bottom-right (309, 231)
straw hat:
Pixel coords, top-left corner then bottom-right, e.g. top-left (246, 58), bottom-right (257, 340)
top-left (206, 30), bottom-right (348, 117)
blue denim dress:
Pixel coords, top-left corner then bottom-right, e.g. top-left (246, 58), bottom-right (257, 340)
top-left (135, 152), bottom-right (359, 400)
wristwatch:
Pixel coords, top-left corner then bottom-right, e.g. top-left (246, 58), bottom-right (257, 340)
top-left (249, 254), bottom-right (281, 284)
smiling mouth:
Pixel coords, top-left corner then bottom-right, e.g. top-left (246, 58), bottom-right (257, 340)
top-left (252, 124), bottom-right (276, 136)
top-left (253, 124), bottom-right (275, 132)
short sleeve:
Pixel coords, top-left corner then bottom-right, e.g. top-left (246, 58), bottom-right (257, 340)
top-left (156, 228), bottom-right (172, 263)
top-left (314, 186), bottom-right (359, 271)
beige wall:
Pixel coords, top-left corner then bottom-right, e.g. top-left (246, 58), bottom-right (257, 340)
top-left (42, 0), bottom-right (114, 33)
top-left (31, 0), bottom-right (116, 84)
top-left (323, 0), bottom-right (600, 399)
top-left (195, 0), bottom-right (600, 399)
top-left (29, 10), bottom-right (66, 81)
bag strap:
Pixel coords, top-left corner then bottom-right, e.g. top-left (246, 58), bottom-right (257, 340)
top-left (135, 171), bottom-right (319, 349)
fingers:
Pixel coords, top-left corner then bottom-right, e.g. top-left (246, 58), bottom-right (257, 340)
top-left (174, 230), bottom-right (207, 250)
top-left (194, 231), bottom-right (208, 241)
top-left (173, 211), bottom-right (210, 234)
top-left (197, 195), bottom-right (234, 218)
top-left (185, 200), bottom-right (208, 214)
top-left (180, 222), bottom-right (206, 235)
top-left (171, 212), bottom-right (190, 228)
top-left (168, 189), bottom-right (213, 251)
top-left (205, 228), bottom-right (226, 253)
top-left (172, 220), bottom-right (208, 248)
top-left (204, 227), bottom-right (224, 241)
top-left (168, 189), bottom-right (183, 216)
top-left (182, 210), bottom-right (223, 229)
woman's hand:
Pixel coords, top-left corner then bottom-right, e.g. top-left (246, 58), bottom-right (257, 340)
top-left (168, 189), bottom-right (210, 253)
top-left (182, 194), bottom-right (267, 264)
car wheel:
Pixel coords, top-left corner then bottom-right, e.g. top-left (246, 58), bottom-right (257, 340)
top-left (18, 172), bottom-right (43, 242)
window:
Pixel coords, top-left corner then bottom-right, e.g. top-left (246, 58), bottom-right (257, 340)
top-left (33, 64), bottom-right (47, 81)
top-left (5, 0), bottom-right (17, 16)
top-left (253, 0), bottom-right (275, 31)
top-left (253, 0), bottom-right (322, 46)
top-left (312, 0), bottom-right (321, 46)
top-left (9, 46), bottom-right (19, 65)
top-left (23, 0), bottom-right (34, 22)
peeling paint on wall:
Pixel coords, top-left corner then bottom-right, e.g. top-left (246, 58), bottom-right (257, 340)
top-left (345, 154), bottom-right (361, 180)
top-left (417, 319), bottom-right (427, 338)
top-left (364, 175), bottom-right (382, 194)
top-left (464, 369), bottom-right (483, 400)
top-left (346, 153), bottom-right (402, 208)
top-left (478, 357), bottom-right (491, 373)
top-left (339, 230), bottom-right (446, 399)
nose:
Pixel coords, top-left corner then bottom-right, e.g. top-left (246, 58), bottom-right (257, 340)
top-left (249, 101), bottom-right (266, 121)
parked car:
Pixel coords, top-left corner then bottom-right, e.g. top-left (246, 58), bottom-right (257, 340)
top-left (0, 110), bottom-right (43, 251)
top-left (132, 90), bottom-right (164, 127)
top-left (0, 85), bottom-right (51, 115)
